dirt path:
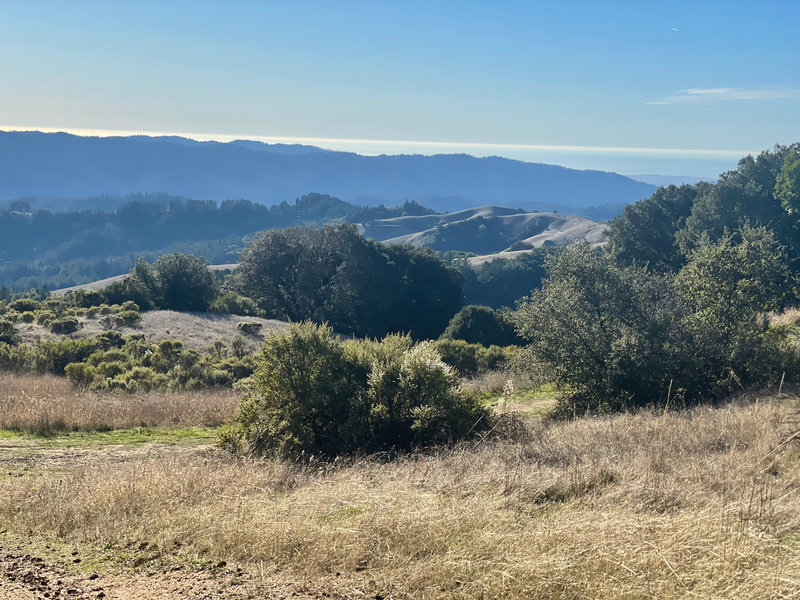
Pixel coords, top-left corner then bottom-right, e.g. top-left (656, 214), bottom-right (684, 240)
top-left (0, 544), bottom-right (260, 599)
top-left (0, 542), bottom-right (362, 600)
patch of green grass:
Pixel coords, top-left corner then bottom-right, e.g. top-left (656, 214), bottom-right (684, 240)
top-left (479, 383), bottom-right (559, 418)
top-left (0, 426), bottom-right (219, 447)
top-left (317, 504), bottom-right (366, 523)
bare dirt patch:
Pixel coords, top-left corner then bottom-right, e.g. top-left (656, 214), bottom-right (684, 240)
top-left (0, 542), bottom-right (260, 600)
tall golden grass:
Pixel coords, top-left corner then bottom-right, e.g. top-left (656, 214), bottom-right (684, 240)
top-left (2, 395), bottom-right (799, 598)
top-left (0, 373), bottom-right (240, 432)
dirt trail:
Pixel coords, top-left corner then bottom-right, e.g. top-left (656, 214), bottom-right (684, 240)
top-left (0, 543), bottom-right (347, 600)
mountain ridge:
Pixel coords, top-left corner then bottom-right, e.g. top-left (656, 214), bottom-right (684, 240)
top-left (0, 130), bottom-right (656, 214)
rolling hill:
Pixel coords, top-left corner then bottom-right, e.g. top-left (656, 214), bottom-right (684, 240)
top-left (0, 131), bottom-right (656, 213)
top-left (47, 206), bottom-right (606, 296)
top-left (366, 206), bottom-right (607, 257)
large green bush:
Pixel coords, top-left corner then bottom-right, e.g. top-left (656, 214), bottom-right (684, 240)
top-left (219, 323), bottom-right (490, 459)
top-left (513, 235), bottom-right (796, 416)
top-left (440, 305), bottom-right (522, 347)
top-left (9, 298), bottom-right (40, 313)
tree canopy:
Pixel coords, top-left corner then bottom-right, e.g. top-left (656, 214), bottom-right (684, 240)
top-left (231, 224), bottom-right (464, 339)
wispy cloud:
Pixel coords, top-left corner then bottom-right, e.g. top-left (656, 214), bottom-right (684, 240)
top-left (648, 87), bottom-right (800, 105)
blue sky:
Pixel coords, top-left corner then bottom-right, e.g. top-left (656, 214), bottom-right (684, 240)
top-left (1, 1), bottom-right (798, 177)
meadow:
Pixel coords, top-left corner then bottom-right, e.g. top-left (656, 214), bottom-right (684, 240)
top-left (1, 372), bottom-right (799, 599)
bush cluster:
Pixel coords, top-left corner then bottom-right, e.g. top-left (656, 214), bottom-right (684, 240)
top-left (219, 322), bottom-right (491, 459)
top-left (0, 330), bottom-right (256, 392)
top-left (0, 293), bottom-right (142, 334)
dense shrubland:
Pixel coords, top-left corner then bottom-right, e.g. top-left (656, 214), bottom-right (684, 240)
top-left (3, 143), bottom-right (800, 439)
top-left (0, 330), bottom-right (257, 392)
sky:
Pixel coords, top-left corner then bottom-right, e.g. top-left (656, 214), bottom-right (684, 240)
top-left (1, 1), bottom-right (799, 178)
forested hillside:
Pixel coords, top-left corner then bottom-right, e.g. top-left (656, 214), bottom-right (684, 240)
top-left (0, 193), bottom-right (603, 295)
top-left (0, 194), bottom-right (433, 291)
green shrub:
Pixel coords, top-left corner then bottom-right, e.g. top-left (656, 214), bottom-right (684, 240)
top-left (120, 300), bottom-right (140, 312)
top-left (441, 305), bottom-right (522, 346)
top-left (237, 321), bottom-right (263, 337)
top-left (0, 341), bottom-right (38, 371)
top-left (363, 339), bottom-right (488, 449)
top-left (41, 297), bottom-right (68, 316)
top-left (64, 362), bottom-right (97, 387)
top-left (0, 319), bottom-right (20, 346)
top-left (118, 367), bottom-right (168, 392)
top-left (50, 317), bottom-right (82, 335)
top-left (230, 335), bottom-right (248, 358)
top-left (38, 338), bottom-right (104, 375)
top-left (10, 298), bottom-right (40, 313)
top-left (35, 310), bottom-right (56, 326)
top-left (433, 339), bottom-right (511, 377)
top-left (87, 349), bottom-right (130, 366)
top-left (214, 356), bottom-right (256, 382)
top-left (97, 330), bottom-right (126, 350)
top-left (146, 340), bottom-right (186, 373)
top-left (96, 361), bottom-right (127, 379)
top-left (20, 311), bottom-right (35, 323)
top-left (115, 310), bottom-right (142, 327)
top-left (209, 291), bottom-right (263, 317)
top-left (219, 323), bottom-right (491, 459)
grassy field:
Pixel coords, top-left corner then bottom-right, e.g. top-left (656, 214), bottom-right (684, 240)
top-left (0, 373), bottom-right (240, 433)
top-left (1, 373), bottom-right (800, 598)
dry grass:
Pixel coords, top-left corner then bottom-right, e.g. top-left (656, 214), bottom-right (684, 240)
top-left (2, 394), bottom-right (800, 598)
top-left (772, 308), bottom-right (800, 328)
top-left (0, 373), bottom-right (241, 433)
top-left (461, 369), bottom-right (535, 395)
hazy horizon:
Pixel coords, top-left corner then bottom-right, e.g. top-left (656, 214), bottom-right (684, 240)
top-left (0, 126), bottom-right (737, 180)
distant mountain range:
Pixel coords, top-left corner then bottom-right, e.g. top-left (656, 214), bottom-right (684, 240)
top-left (0, 131), bottom-right (656, 215)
